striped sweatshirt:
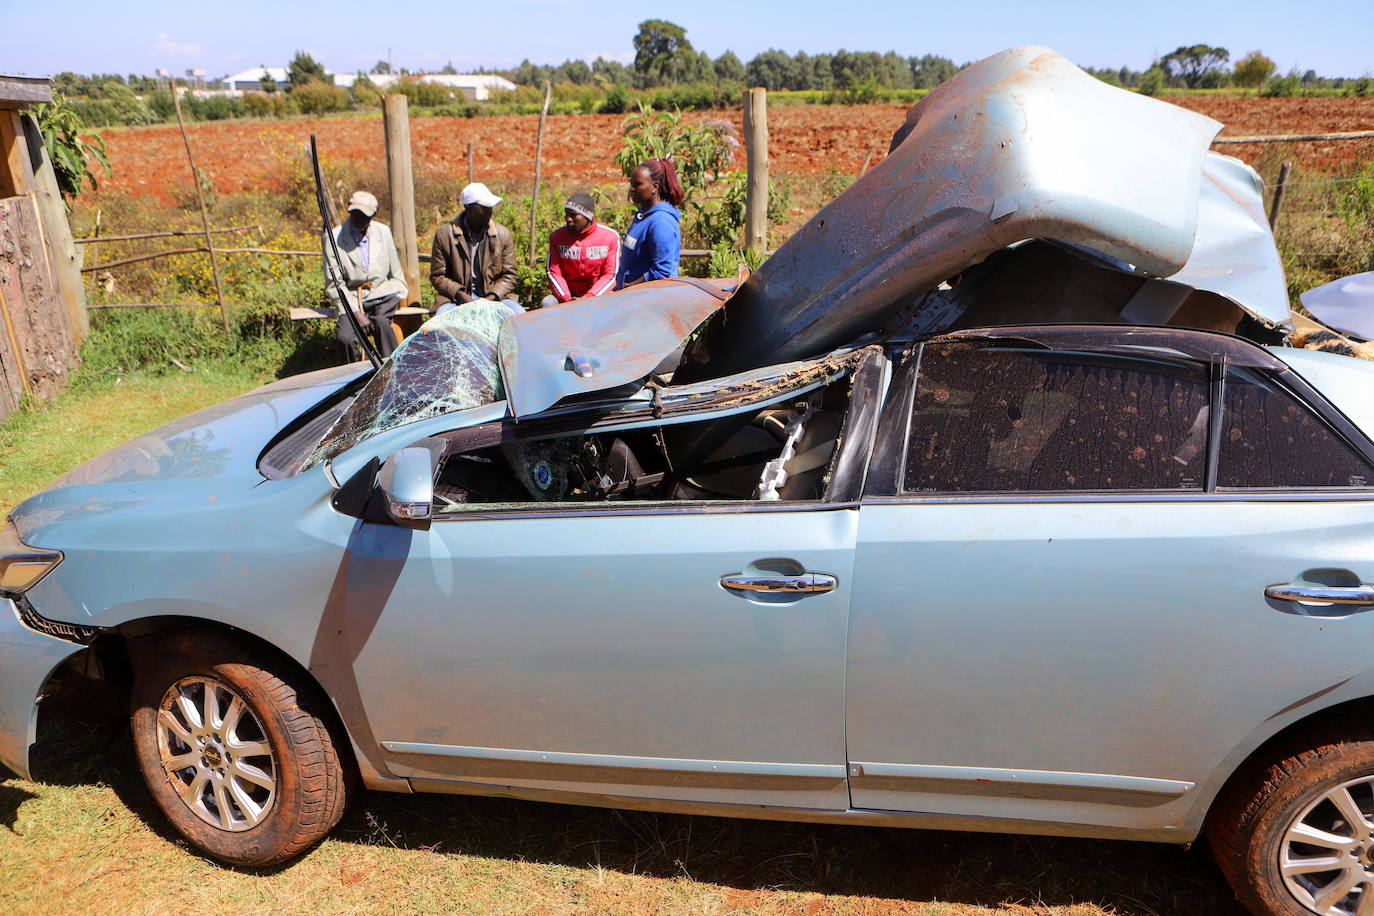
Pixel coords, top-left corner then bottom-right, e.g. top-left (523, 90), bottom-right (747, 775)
top-left (546, 222), bottom-right (620, 302)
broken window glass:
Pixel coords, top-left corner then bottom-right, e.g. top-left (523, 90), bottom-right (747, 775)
top-left (307, 301), bottom-right (518, 467)
top-left (432, 374), bottom-right (857, 511)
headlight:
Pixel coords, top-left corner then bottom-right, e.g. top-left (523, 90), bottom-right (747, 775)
top-left (0, 520), bottom-right (63, 596)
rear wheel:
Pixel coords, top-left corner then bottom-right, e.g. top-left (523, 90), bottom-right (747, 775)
top-left (1209, 732), bottom-right (1374, 916)
top-left (130, 630), bottom-right (348, 866)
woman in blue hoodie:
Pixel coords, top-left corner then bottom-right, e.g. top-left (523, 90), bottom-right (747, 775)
top-left (616, 158), bottom-right (683, 289)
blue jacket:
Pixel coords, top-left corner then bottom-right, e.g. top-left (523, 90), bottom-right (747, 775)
top-left (616, 202), bottom-right (681, 288)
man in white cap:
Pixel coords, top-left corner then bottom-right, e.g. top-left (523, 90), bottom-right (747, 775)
top-left (323, 190), bottom-right (408, 359)
top-left (429, 182), bottom-right (519, 312)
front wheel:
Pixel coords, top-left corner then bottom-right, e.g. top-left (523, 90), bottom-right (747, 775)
top-left (1210, 731), bottom-right (1374, 916)
top-left (130, 630), bottom-right (349, 866)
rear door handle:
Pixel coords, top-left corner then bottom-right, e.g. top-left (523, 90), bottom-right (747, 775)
top-left (721, 573), bottom-right (838, 594)
top-left (1265, 583), bottom-right (1374, 607)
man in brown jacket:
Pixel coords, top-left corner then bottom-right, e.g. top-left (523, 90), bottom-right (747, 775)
top-left (430, 182), bottom-right (520, 311)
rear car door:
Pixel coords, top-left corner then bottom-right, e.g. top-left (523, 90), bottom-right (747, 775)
top-left (845, 330), bottom-right (1374, 837)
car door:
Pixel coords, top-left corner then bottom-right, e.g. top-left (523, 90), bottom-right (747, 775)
top-left (345, 359), bottom-right (886, 813)
top-left (845, 332), bottom-right (1374, 837)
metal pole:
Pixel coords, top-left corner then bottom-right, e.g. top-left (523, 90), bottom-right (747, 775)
top-left (529, 81), bottom-right (552, 265)
top-left (1268, 161), bottom-right (1292, 230)
top-left (169, 78), bottom-right (231, 338)
top-left (743, 88), bottom-right (769, 254)
top-left (383, 94), bottom-right (421, 306)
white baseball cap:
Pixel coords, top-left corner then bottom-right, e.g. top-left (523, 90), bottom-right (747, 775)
top-left (346, 190), bottom-right (378, 217)
top-left (460, 182), bottom-right (501, 208)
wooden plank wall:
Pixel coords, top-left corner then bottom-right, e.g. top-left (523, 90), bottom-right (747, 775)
top-left (0, 193), bottom-right (77, 417)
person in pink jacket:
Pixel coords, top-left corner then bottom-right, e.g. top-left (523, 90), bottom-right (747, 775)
top-left (542, 193), bottom-right (621, 307)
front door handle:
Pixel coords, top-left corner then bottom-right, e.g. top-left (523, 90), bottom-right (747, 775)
top-left (721, 573), bottom-right (837, 594)
top-left (1265, 583), bottom-right (1374, 607)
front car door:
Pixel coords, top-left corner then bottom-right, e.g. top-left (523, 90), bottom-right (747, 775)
top-left (346, 350), bottom-right (886, 813)
top-left (845, 328), bottom-right (1374, 839)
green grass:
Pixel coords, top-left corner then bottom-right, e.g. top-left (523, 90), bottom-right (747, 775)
top-left (2, 719), bottom-right (1246, 916)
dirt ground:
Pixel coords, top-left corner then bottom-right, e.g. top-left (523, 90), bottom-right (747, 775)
top-left (93, 96), bottom-right (1374, 207)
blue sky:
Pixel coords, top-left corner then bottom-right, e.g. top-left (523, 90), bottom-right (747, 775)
top-left (4, 0), bottom-right (1371, 79)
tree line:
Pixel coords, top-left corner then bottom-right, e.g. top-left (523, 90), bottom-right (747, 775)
top-left (46, 23), bottom-right (1374, 130)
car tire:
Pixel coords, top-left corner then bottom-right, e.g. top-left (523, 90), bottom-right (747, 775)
top-left (130, 628), bottom-right (349, 866)
top-left (1209, 729), bottom-right (1374, 916)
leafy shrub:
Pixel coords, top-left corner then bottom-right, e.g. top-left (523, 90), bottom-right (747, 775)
top-left (1262, 72), bottom-right (1302, 97)
top-left (1137, 67), bottom-right (1167, 96)
top-left (602, 85), bottom-right (630, 114)
top-left (183, 94), bottom-right (244, 121)
top-left (32, 94), bottom-right (110, 200)
top-left (290, 80), bottom-right (352, 115)
top-left (241, 91), bottom-right (291, 118)
top-left (689, 170), bottom-right (791, 250)
top-left (614, 104), bottom-right (737, 205)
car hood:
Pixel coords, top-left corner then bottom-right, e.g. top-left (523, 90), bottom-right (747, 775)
top-left (11, 363), bottom-right (368, 542)
top-left (676, 45), bottom-right (1289, 382)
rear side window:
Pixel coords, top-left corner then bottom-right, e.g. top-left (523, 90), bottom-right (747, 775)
top-left (1218, 368), bottom-right (1374, 488)
top-left (903, 343), bottom-right (1210, 492)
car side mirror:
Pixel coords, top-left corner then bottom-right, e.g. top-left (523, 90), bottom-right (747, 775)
top-left (377, 441), bottom-right (441, 530)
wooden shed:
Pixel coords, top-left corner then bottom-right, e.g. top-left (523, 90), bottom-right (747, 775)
top-left (0, 74), bottom-right (86, 420)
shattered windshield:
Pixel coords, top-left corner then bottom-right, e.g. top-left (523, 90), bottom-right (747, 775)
top-left (307, 301), bottom-right (518, 467)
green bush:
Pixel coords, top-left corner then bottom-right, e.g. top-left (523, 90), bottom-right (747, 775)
top-left (290, 80), bottom-right (352, 115)
top-left (602, 85), bottom-right (630, 114)
top-left (614, 104), bottom-right (737, 205)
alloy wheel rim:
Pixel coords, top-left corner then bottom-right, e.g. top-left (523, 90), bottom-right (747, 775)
top-left (155, 676), bottom-right (276, 832)
top-left (1280, 776), bottom-right (1374, 915)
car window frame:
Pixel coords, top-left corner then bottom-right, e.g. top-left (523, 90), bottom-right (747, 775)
top-left (863, 335), bottom-right (1374, 502)
top-left (421, 347), bottom-right (889, 522)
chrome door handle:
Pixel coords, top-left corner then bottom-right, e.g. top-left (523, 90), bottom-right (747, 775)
top-left (1265, 584), bottom-right (1374, 606)
top-left (720, 573), bottom-right (837, 594)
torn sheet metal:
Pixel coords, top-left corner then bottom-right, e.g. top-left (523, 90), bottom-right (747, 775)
top-left (499, 277), bottom-right (732, 418)
top-left (308, 301), bottom-right (518, 467)
top-left (678, 45), bottom-right (1224, 382)
top-left (1164, 153), bottom-right (1289, 326)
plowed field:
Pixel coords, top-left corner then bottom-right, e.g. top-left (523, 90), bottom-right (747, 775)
top-left (95, 96), bottom-right (1374, 206)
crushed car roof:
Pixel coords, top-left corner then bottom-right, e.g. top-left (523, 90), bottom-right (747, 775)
top-left (676, 45), bottom-right (1289, 382)
top-left (316, 44), bottom-right (1293, 450)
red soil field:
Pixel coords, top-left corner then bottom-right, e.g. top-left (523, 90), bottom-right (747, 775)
top-left (94, 97), bottom-right (1374, 208)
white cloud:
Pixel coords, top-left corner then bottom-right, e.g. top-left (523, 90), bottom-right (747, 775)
top-left (588, 50), bottom-right (635, 64)
top-left (156, 33), bottom-right (201, 56)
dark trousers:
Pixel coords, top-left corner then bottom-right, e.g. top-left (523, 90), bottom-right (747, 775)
top-left (337, 294), bottom-right (400, 360)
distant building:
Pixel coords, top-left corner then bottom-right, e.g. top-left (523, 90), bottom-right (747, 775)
top-left (214, 67), bottom-right (515, 100)
top-left (220, 67), bottom-right (291, 93)
top-left (355, 73), bottom-right (517, 101)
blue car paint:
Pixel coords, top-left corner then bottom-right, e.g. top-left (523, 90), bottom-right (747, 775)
top-left (8, 336), bottom-right (1374, 845)
top-left (846, 497), bottom-right (1374, 841)
top-left (0, 600), bottom-right (85, 780)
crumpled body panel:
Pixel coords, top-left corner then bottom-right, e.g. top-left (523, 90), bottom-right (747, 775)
top-left (678, 46), bottom-right (1227, 382)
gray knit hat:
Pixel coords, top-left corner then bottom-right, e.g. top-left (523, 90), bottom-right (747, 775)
top-left (564, 192), bottom-right (596, 221)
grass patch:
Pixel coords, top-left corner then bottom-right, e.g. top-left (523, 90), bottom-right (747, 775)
top-left (3, 717), bottom-right (1246, 916)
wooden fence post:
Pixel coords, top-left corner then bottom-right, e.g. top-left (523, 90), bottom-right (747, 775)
top-left (1269, 161), bottom-right (1292, 229)
top-left (743, 88), bottom-right (769, 254)
top-left (169, 79), bottom-right (230, 338)
top-left (466, 140), bottom-right (474, 184)
top-left (19, 111), bottom-right (88, 344)
top-left (528, 81), bottom-right (552, 265)
top-left (383, 94), bottom-right (421, 306)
